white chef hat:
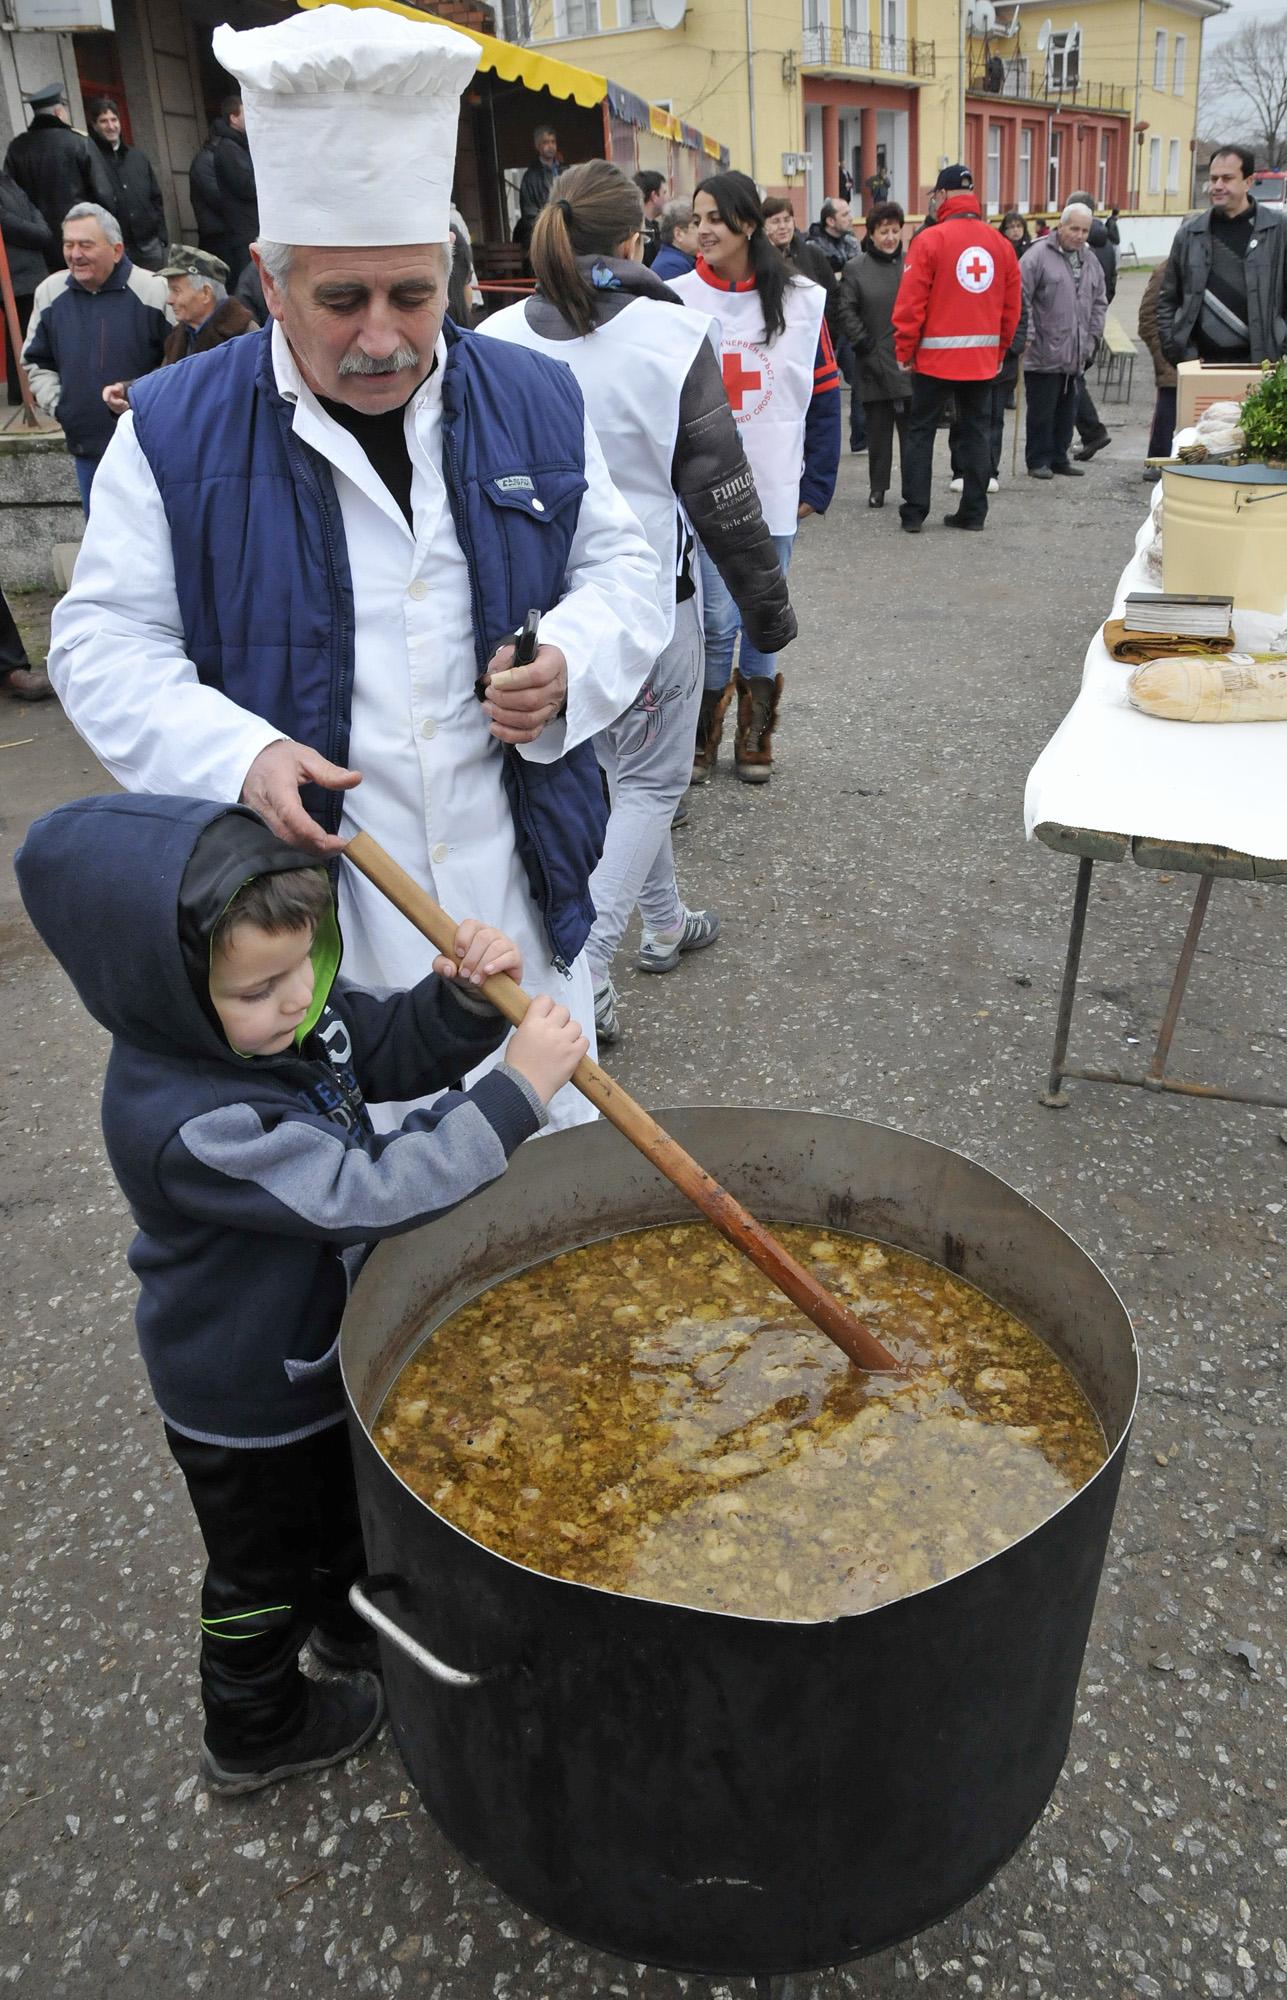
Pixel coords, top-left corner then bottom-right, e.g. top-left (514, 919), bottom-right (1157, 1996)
top-left (211, 5), bottom-right (480, 247)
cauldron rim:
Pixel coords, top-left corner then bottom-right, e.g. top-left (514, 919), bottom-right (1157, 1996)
top-left (344, 1108), bottom-right (1139, 1632)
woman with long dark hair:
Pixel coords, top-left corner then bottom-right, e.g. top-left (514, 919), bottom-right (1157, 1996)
top-left (836, 201), bottom-right (911, 508)
top-left (669, 171), bottom-right (840, 783)
top-left (479, 159), bottom-right (793, 1042)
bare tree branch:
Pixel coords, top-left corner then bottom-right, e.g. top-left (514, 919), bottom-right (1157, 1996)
top-left (1203, 19), bottom-right (1287, 170)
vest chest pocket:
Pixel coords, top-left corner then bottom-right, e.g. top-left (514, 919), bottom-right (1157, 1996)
top-left (482, 467), bottom-right (588, 522)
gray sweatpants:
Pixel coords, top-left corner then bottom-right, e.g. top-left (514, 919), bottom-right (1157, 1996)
top-left (585, 594), bottom-right (703, 984)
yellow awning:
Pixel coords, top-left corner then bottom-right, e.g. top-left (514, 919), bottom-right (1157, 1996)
top-left (299, 0), bottom-right (609, 108)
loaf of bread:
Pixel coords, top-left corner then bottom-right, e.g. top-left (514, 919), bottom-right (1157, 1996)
top-left (1127, 655), bottom-right (1287, 722)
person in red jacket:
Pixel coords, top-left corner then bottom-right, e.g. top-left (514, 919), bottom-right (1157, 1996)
top-left (892, 165), bottom-right (1021, 533)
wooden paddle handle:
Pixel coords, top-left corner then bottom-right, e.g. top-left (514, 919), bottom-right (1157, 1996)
top-left (344, 831), bottom-right (897, 1374)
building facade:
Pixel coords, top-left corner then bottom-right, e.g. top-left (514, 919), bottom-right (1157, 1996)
top-left (531, 0), bottom-right (1224, 216)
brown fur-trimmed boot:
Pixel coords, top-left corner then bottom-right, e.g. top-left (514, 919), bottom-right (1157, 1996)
top-left (733, 670), bottom-right (783, 784)
top-left (691, 684), bottom-right (732, 784)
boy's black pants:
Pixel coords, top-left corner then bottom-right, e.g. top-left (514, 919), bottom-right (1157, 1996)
top-left (165, 1419), bottom-right (369, 1758)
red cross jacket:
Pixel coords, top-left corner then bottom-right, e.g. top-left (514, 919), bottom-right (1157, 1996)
top-left (893, 193), bottom-right (1022, 381)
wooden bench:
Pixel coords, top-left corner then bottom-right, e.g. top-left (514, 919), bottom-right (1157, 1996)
top-left (1095, 316), bottom-right (1136, 403)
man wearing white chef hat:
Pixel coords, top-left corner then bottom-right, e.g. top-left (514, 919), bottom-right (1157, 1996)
top-left (47, 4), bottom-right (666, 1130)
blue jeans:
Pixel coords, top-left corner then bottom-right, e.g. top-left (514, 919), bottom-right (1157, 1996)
top-left (699, 534), bottom-right (794, 691)
top-left (73, 454), bottom-right (97, 515)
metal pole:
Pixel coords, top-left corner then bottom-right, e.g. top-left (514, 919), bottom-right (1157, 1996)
top-left (746, 0), bottom-right (758, 180)
top-left (0, 230), bottom-right (40, 430)
top-left (1129, 0), bottom-right (1144, 207)
top-left (958, 0), bottom-right (966, 161)
top-left (1040, 855), bottom-right (1093, 1108)
top-left (1146, 873), bottom-right (1213, 1082)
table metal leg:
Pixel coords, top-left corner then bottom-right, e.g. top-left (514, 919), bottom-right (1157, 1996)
top-left (1040, 855), bottom-right (1094, 1107)
top-left (1146, 873), bottom-right (1213, 1084)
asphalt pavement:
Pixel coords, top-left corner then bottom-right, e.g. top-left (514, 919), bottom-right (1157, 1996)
top-left (2, 272), bottom-right (1284, 1998)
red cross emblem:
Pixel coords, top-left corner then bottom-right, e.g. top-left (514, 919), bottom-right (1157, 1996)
top-left (956, 244), bottom-right (995, 293)
top-left (722, 350), bottom-right (763, 411)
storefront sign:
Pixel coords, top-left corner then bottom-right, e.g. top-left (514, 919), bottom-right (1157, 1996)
top-left (12, 0), bottom-right (114, 30)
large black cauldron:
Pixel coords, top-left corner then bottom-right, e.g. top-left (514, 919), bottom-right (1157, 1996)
top-left (342, 1110), bottom-right (1136, 1977)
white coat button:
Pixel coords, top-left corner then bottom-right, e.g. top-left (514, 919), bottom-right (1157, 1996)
top-left (420, 717), bottom-right (437, 741)
top-left (530, 498), bottom-right (545, 513)
top-left (431, 842), bottom-right (449, 864)
top-left (408, 579), bottom-right (429, 600)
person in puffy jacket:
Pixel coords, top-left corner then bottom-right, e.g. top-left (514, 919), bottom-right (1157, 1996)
top-left (189, 101), bottom-right (241, 265)
top-left (836, 201), bottom-right (912, 508)
top-left (15, 792), bottom-right (587, 1796)
top-left (87, 100), bottom-right (165, 268)
top-left (892, 164), bottom-right (1021, 532)
top-left (1020, 201), bottom-right (1107, 480)
top-left (0, 166), bottom-right (55, 401)
top-left (211, 100), bottom-right (258, 282)
top-left (480, 160), bottom-right (795, 1034)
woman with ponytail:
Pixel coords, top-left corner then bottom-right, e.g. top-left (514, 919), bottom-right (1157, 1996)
top-left (668, 171), bottom-right (840, 782)
top-left (480, 159), bottom-right (794, 1045)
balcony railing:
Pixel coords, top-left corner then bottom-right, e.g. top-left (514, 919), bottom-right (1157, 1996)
top-left (801, 26), bottom-right (935, 77)
top-left (968, 54), bottom-right (1127, 112)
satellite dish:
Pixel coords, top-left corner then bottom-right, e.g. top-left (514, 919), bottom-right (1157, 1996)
top-left (652, 0), bottom-right (686, 28)
top-left (1036, 17), bottom-right (1052, 49)
top-left (968, 1), bottom-right (996, 33)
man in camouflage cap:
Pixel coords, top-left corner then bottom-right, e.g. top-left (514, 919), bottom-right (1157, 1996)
top-left (156, 242), bottom-right (255, 361)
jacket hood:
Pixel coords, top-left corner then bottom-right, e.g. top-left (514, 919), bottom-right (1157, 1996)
top-left (937, 191), bottom-right (983, 224)
top-left (1088, 219), bottom-right (1108, 247)
top-left (15, 794), bottom-right (339, 1064)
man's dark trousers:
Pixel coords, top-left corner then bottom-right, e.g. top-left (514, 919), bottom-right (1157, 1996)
top-left (1026, 371), bottom-right (1080, 471)
top-left (901, 373), bottom-right (992, 526)
top-left (165, 1419), bottom-right (370, 1758)
top-left (1075, 373), bottom-right (1107, 443)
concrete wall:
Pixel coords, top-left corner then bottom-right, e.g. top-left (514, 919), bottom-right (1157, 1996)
top-left (0, 431), bottom-right (82, 589)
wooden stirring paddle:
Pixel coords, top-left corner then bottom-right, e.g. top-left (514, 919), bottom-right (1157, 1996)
top-left (344, 830), bottom-right (898, 1374)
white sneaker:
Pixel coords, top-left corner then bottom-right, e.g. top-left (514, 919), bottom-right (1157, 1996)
top-left (637, 908), bottom-right (721, 975)
top-left (592, 977), bottom-right (620, 1044)
top-left (949, 477), bottom-right (963, 493)
top-left (987, 477), bottom-right (999, 494)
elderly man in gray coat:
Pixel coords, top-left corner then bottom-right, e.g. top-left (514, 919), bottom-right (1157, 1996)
top-left (1020, 201), bottom-right (1107, 480)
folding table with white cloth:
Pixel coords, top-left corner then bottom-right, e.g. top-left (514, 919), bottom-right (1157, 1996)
top-left (1023, 501), bottom-right (1287, 1112)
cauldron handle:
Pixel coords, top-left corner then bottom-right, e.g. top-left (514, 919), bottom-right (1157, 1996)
top-left (350, 1576), bottom-right (513, 1687)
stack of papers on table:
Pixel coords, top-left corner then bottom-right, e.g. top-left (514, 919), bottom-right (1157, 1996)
top-left (1123, 592), bottom-right (1234, 639)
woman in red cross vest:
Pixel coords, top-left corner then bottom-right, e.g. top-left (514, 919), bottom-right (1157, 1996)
top-left (670, 171), bottom-right (841, 783)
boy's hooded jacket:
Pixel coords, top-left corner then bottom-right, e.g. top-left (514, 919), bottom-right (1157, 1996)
top-left (16, 794), bottom-right (545, 1446)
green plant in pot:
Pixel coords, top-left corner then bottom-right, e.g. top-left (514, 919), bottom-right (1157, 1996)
top-left (1238, 359), bottom-right (1287, 468)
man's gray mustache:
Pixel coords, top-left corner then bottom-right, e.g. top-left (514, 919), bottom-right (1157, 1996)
top-left (338, 343), bottom-right (421, 378)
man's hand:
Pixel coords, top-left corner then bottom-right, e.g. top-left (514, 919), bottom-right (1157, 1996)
top-left (797, 500), bottom-right (817, 521)
top-left (102, 382), bottom-right (129, 416)
top-left (240, 738), bottom-right (362, 855)
top-left (479, 642), bottom-right (568, 745)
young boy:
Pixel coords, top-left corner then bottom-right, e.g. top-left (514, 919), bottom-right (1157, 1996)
top-left (16, 793), bottom-right (587, 1796)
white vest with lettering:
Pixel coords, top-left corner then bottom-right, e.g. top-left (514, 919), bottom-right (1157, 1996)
top-left (479, 293), bottom-right (715, 640)
top-left (668, 263), bottom-right (824, 535)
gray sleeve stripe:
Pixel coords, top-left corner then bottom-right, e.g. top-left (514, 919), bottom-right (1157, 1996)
top-left (178, 1101), bottom-right (509, 1234)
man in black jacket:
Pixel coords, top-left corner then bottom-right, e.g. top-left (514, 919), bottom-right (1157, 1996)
top-left (1157, 145), bottom-right (1287, 366)
top-left (88, 100), bottom-right (165, 269)
top-left (517, 125), bottom-right (560, 255)
top-left (0, 166), bottom-right (55, 400)
top-left (211, 98), bottom-right (258, 282)
top-left (189, 101), bottom-right (241, 264)
top-left (4, 82), bottom-right (115, 259)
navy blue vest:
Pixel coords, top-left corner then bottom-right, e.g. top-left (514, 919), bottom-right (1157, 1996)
top-left (129, 321), bottom-right (608, 968)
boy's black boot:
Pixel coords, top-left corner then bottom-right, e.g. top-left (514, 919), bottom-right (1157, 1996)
top-left (200, 1670), bottom-right (384, 1797)
top-left (309, 1625), bottom-right (383, 1676)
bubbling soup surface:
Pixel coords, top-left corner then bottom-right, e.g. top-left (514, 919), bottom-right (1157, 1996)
top-left (375, 1223), bottom-right (1107, 1620)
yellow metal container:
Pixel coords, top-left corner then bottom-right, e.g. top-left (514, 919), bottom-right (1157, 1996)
top-left (1161, 463), bottom-right (1287, 616)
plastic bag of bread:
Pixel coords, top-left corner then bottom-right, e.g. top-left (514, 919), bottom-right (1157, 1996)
top-left (1127, 654), bottom-right (1287, 722)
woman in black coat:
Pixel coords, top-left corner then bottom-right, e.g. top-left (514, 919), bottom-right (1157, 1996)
top-left (835, 201), bottom-right (911, 508)
top-left (0, 168), bottom-right (55, 402)
top-left (88, 101), bottom-right (165, 269)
